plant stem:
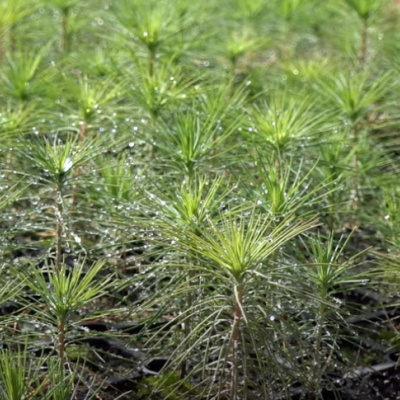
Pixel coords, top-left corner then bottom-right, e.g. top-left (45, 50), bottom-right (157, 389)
top-left (148, 48), bottom-right (156, 77)
top-left (315, 304), bottom-right (325, 365)
top-left (314, 288), bottom-right (327, 397)
top-left (231, 284), bottom-right (243, 400)
top-left (79, 121), bottom-right (88, 142)
top-left (150, 112), bottom-right (157, 159)
top-left (180, 271), bottom-right (193, 379)
top-left (60, 9), bottom-right (69, 53)
top-left (275, 151), bottom-right (282, 182)
top-left (230, 57), bottom-right (237, 79)
top-left (148, 47), bottom-right (157, 159)
top-left (351, 125), bottom-right (361, 212)
top-left (56, 188), bottom-right (64, 275)
top-left (358, 19), bottom-right (368, 68)
top-left (328, 201), bottom-right (335, 231)
top-left (58, 318), bottom-right (66, 367)
top-left (70, 121), bottom-right (88, 205)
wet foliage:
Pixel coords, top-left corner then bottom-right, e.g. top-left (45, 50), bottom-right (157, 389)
top-left (1, 0), bottom-right (400, 399)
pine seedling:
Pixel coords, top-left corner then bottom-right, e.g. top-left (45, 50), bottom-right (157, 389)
top-left (148, 175), bottom-right (236, 378)
top-left (82, 152), bottom-right (146, 264)
top-left (113, 0), bottom-right (193, 73)
top-left (69, 46), bottom-right (117, 78)
top-left (131, 58), bottom-right (193, 119)
top-left (250, 94), bottom-right (333, 169)
top-left (271, 0), bottom-right (321, 61)
top-left (149, 175), bottom-right (238, 377)
top-left (318, 70), bottom-right (391, 125)
top-left (0, 1), bottom-right (397, 399)
top-left (0, 63), bottom-right (44, 176)
top-left (122, 57), bottom-right (195, 158)
top-left (21, 260), bottom-right (113, 369)
top-left (243, 157), bottom-right (332, 220)
top-left (62, 74), bottom-right (123, 142)
top-left (156, 107), bottom-right (241, 178)
top-left (297, 232), bottom-right (368, 396)
top-left (345, 0), bottom-right (384, 20)
top-left (344, 0), bottom-right (384, 65)
top-left (163, 3), bottom-right (206, 66)
top-left (229, 0), bottom-right (266, 22)
top-left (0, 0), bottom-right (35, 64)
top-left (226, 28), bottom-right (266, 76)
top-left (25, 133), bottom-right (122, 189)
top-left (41, 357), bottom-right (99, 400)
top-left (95, 154), bottom-right (141, 206)
top-left (202, 80), bottom-right (248, 121)
top-left (317, 70), bottom-right (392, 210)
top-left (0, 348), bottom-right (30, 400)
top-left (0, 46), bottom-right (49, 104)
top-left (314, 129), bottom-right (358, 226)
top-left (23, 134), bottom-right (122, 272)
top-left (155, 84), bottom-right (244, 180)
top-left (42, 358), bottom-right (74, 400)
top-left (150, 175), bottom-right (235, 233)
top-left (278, 0), bottom-right (309, 22)
top-left (157, 211), bottom-right (317, 399)
top-left (0, 348), bottom-right (50, 400)
top-left (0, 352), bottom-right (87, 400)
top-left (46, 0), bottom-right (79, 52)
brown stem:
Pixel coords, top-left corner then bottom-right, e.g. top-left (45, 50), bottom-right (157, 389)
top-left (60, 9), bottom-right (69, 53)
top-left (358, 20), bottom-right (368, 68)
top-left (328, 201), bottom-right (335, 231)
top-left (313, 301), bottom-right (326, 394)
top-left (230, 57), bottom-right (238, 78)
top-left (55, 190), bottom-right (64, 275)
top-left (312, 292), bottom-right (336, 399)
top-left (147, 47), bottom-right (157, 159)
top-left (351, 126), bottom-right (361, 212)
top-left (231, 284), bottom-right (243, 400)
top-left (149, 113), bottom-right (157, 159)
top-left (275, 151), bottom-right (281, 181)
top-left (79, 121), bottom-right (88, 142)
top-left (148, 48), bottom-right (155, 77)
top-left (71, 122), bottom-right (88, 205)
top-left (58, 319), bottom-right (66, 367)
top-left (180, 349), bottom-right (187, 379)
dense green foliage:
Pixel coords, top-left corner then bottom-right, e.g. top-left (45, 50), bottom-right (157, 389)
top-left (1, 0), bottom-right (400, 399)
